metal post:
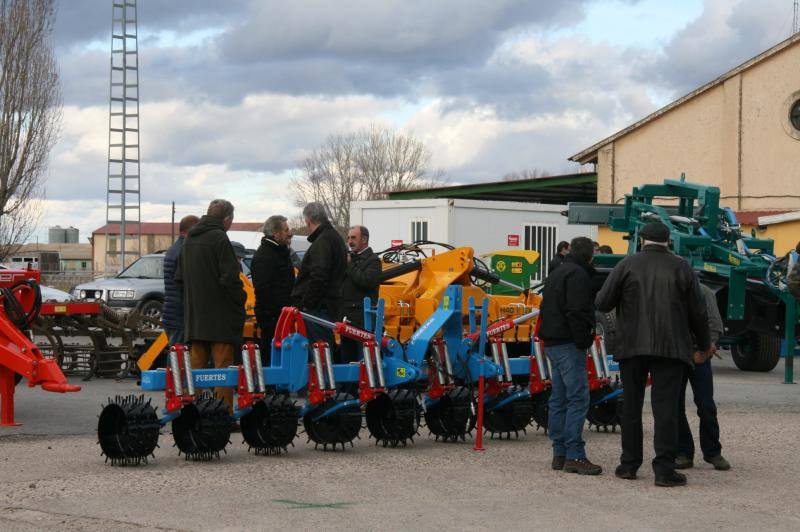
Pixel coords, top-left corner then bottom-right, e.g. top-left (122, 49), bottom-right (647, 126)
top-left (533, 340), bottom-right (549, 380)
top-left (168, 348), bottom-right (183, 397)
top-left (473, 360), bottom-right (485, 452)
top-left (312, 345), bottom-right (326, 390)
top-left (241, 346), bottom-right (254, 394)
top-left (182, 348), bottom-right (195, 396)
top-left (324, 345), bottom-right (336, 389)
top-left (500, 343), bottom-right (512, 382)
top-left (589, 343), bottom-right (605, 379)
top-left (171, 201), bottom-right (175, 244)
top-left (785, 299), bottom-right (796, 384)
top-left (361, 345), bottom-right (376, 388)
top-left (372, 343), bottom-right (386, 387)
top-left (253, 345), bottom-right (265, 392)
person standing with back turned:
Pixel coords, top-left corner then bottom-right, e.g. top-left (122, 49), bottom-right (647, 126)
top-left (176, 199), bottom-right (246, 413)
top-left (596, 221), bottom-right (712, 487)
top-left (162, 214), bottom-right (198, 345)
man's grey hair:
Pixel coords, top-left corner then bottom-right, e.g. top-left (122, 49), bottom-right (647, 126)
top-left (263, 215), bottom-right (288, 237)
top-left (207, 199), bottom-right (234, 220)
top-left (350, 225), bottom-right (369, 241)
top-left (302, 202), bottom-right (328, 225)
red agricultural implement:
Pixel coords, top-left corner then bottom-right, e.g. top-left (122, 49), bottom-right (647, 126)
top-left (0, 268), bottom-right (80, 426)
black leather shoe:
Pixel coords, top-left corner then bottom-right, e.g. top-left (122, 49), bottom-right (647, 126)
top-left (552, 456), bottom-right (566, 470)
top-left (655, 471), bottom-right (687, 487)
top-left (615, 465), bottom-right (637, 480)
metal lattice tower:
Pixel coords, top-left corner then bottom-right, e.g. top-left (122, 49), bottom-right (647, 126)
top-left (106, 0), bottom-right (141, 273)
top-left (794, 0), bottom-right (799, 35)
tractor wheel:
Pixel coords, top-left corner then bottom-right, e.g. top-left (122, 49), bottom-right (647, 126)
top-left (303, 392), bottom-right (362, 450)
top-left (365, 388), bottom-right (421, 447)
top-left (424, 386), bottom-right (476, 442)
top-left (241, 394), bottom-right (299, 455)
top-left (172, 394), bottom-right (232, 461)
top-left (531, 389), bottom-right (549, 431)
top-left (595, 311), bottom-right (617, 357)
top-left (98, 394), bottom-right (160, 466)
top-left (731, 332), bottom-right (781, 372)
top-left (483, 385), bottom-right (534, 438)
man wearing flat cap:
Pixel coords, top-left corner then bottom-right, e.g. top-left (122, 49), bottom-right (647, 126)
top-left (596, 221), bottom-right (713, 487)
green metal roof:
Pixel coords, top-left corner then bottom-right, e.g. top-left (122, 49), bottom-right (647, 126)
top-left (387, 172), bottom-right (597, 204)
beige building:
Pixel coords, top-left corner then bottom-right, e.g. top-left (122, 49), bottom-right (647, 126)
top-left (92, 222), bottom-right (262, 273)
top-left (570, 34), bottom-right (800, 253)
top-left (3, 243), bottom-right (92, 272)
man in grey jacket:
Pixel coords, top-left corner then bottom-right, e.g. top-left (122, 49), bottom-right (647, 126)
top-left (676, 284), bottom-right (731, 471)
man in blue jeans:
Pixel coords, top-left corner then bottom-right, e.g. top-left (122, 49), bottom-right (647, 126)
top-left (676, 283), bottom-right (731, 471)
top-left (539, 236), bottom-right (602, 475)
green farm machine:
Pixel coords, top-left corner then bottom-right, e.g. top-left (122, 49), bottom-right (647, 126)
top-left (568, 175), bottom-right (798, 382)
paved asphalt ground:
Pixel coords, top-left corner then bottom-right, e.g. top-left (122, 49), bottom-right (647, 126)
top-left (1, 352), bottom-right (798, 531)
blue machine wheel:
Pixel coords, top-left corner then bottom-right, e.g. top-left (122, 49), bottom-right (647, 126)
top-left (241, 394), bottom-right (299, 455)
top-left (424, 386), bottom-right (476, 442)
top-left (172, 393), bottom-right (232, 461)
top-left (98, 394), bottom-right (160, 466)
top-left (303, 392), bottom-right (362, 450)
top-left (365, 388), bottom-right (421, 447)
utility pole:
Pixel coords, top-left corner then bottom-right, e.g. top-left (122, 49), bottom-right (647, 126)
top-left (171, 201), bottom-right (176, 244)
top-left (105, 0), bottom-right (141, 273)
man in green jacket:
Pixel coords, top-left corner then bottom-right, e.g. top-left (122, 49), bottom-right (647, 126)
top-left (176, 199), bottom-right (246, 412)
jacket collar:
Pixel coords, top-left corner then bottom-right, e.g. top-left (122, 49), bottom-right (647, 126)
top-left (308, 221), bottom-right (332, 242)
top-left (642, 244), bottom-right (670, 253)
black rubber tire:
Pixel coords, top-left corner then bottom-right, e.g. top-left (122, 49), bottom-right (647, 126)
top-left (595, 311), bottom-right (617, 357)
top-left (731, 332), bottom-right (781, 372)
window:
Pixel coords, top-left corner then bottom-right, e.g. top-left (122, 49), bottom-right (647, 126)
top-left (117, 256), bottom-right (163, 279)
top-left (524, 223), bottom-right (558, 282)
top-left (410, 219), bottom-right (429, 242)
top-left (108, 235), bottom-right (117, 253)
top-left (791, 99), bottom-right (800, 132)
top-left (81, 261), bottom-right (87, 269)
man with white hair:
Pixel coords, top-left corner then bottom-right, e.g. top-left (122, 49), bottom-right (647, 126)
top-left (291, 202), bottom-right (347, 345)
top-left (251, 214), bottom-right (295, 359)
top-left (596, 221), bottom-right (713, 487)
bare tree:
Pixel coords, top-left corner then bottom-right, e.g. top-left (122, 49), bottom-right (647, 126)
top-left (502, 168), bottom-right (552, 181)
top-left (291, 125), bottom-right (442, 231)
top-left (0, 0), bottom-right (61, 259)
top-left (0, 195), bottom-right (42, 261)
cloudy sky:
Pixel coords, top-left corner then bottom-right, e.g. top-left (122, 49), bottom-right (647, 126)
top-left (36, 0), bottom-right (799, 243)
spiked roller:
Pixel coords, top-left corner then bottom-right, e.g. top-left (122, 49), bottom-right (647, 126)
top-left (483, 385), bottom-right (534, 438)
top-left (240, 394), bottom-right (299, 455)
top-left (172, 393), bottom-right (232, 461)
top-left (365, 388), bottom-right (421, 447)
top-left (98, 394), bottom-right (159, 466)
top-left (303, 392), bottom-right (362, 451)
top-left (424, 386), bottom-right (476, 442)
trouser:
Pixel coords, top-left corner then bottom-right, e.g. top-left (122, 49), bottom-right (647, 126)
top-left (545, 343), bottom-right (590, 460)
top-left (257, 318), bottom-right (277, 366)
top-left (618, 355), bottom-right (686, 477)
top-left (190, 341), bottom-right (235, 413)
top-left (304, 307), bottom-right (335, 347)
top-left (338, 309), bottom-right (365, 364)
top-left (165, 326), bottom-right (184, 345)
top-left (677, 360), bottom-right (722, 460)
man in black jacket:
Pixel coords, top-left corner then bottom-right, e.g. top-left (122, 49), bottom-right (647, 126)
top-left (162, 214), bottom-right (198, 344)
top-left (251, 214), bottom-right (295, 361)
top-left (176, 199), bottom-right (246, 412)
top-left (548, 241), bottom-right (570, 275)
top-left (596, 221), bottom-right (713, 487)
top-left (291, 202), bottom-right (347, 345)
top-left (540, 236), bottom-right (602, 476)
top-left (339, 225), bottom-right (381, 363)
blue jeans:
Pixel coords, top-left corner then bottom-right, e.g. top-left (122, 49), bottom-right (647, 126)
top-left (678, 360), bottom-right (722, 460)
top-left (546, 343), bottom-right (590, 460)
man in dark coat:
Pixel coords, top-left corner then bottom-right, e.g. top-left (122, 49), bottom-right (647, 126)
top-left (162, 214), bottom-right (198, 344)
top-left (596, 221), bottom-right (713, 487)
top-left (251, 214), bottom-right (295, 361)
top-left (339, 225), bottom-right (381, 363)
top-left (176, 199), bottom-right (246, 412)
top-left (291, 202), bottom-right (347, 345)
top-left (539, 236), bottom-right (602, 476)
top-left (548, 241), bottom-right (570, 275)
